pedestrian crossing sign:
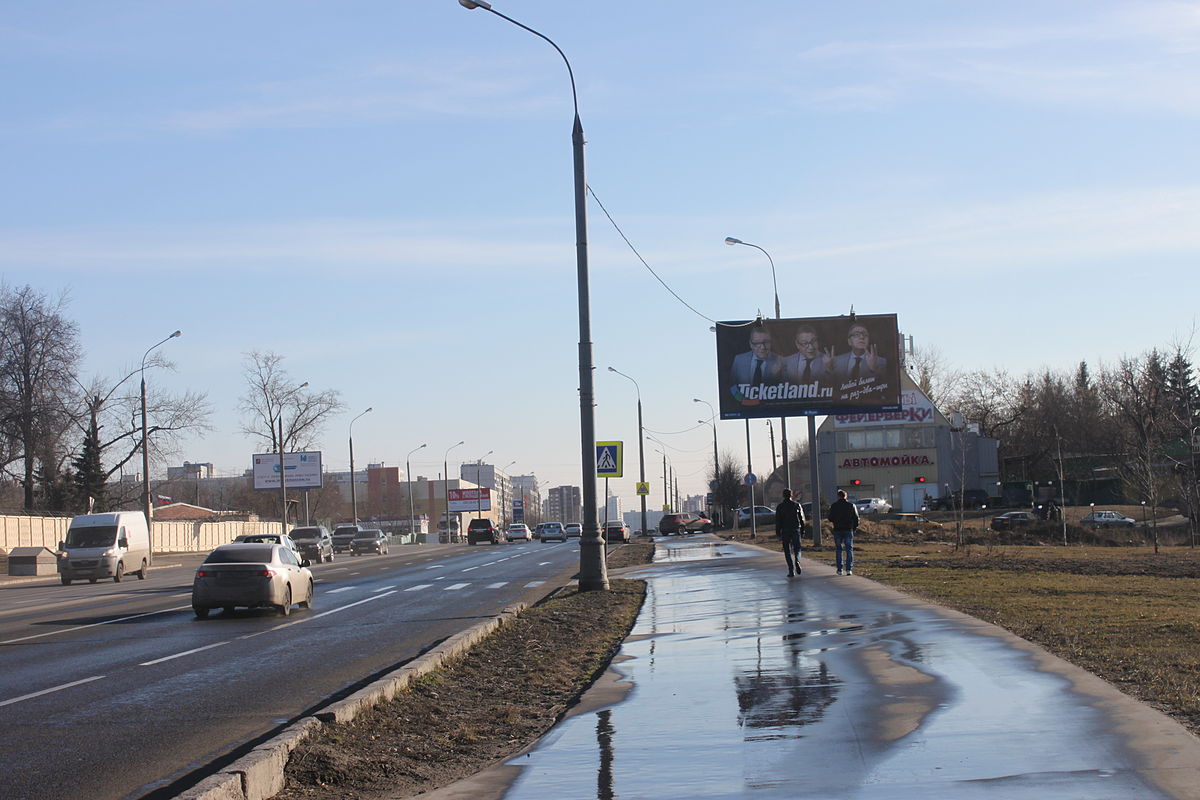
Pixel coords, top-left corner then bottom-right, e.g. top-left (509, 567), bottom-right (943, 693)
top-left (595, 441), bottom-right (623, 478)
top-left (636, 481), bottom-right (650, 496)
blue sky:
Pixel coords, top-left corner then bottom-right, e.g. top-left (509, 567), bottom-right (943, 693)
top-left (3, 1), bottom-right (1198, 508)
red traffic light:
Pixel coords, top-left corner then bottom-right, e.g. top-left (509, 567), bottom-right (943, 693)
top-left (851, 479), bottom-right (862, 486)
top-left (916, 476), bottom-right (926, 483)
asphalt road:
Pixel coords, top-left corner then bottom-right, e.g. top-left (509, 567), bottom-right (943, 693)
top-left (0, 539), bottom-right (580, 800)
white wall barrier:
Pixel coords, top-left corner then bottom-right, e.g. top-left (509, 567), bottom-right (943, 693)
top-left (0, 514), bottom-right (277, 556)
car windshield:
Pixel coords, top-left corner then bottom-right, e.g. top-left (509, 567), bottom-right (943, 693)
top-left (290, 528), bottom-right (320, 539)
top-left (354, 531), bottom-right (382, 539)
top-left (204, 545), bottom-right (274, 563)
top-left (64, 525), bottom-right (118, 548)
top-left (334, 528), bottom-right (357, 536)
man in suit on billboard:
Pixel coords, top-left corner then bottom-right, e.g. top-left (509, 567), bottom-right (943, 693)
top-left (730, 324), bottom-right (784, 387)
top-left (833, 321), bottom-right (888, 383)
top-left (782, 325), bottom-right (834, 386)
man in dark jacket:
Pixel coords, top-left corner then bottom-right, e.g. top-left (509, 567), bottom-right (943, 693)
top-left (827, 489), bottom-right (860, 575)
top-left (774, 488), bottom-right (806, 577)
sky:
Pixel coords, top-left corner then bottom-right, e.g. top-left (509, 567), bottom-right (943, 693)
top-left (3, 0), bottom-right (1199, 511)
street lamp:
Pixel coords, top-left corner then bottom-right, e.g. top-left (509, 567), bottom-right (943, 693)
top-left (277, 381), bottom-right (309, 537)
top-left (407, 443), bottom-right (427, 540)
top-left (610, 367), bottom-right (648, 539)
top-left (501, 459), bottom-right (517, 526)
top-left (348, 407), bottom-right (372, 524)
top-left (140, 330), bottom-right (182, 554)
top-left (444, 440), bottom-right (465, 542)
top-left (475, 450), bottom-right (493, 520)
top-left (459, 0), bottom-right (606, 592)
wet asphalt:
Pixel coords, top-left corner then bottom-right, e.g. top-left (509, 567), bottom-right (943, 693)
top-left (442, 534), bottom-right (1200, 800)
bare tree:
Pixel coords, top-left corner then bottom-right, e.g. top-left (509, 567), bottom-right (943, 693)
top-left (710, 449), bottom-right (745, 530)
top-left (0, 285), bottom-right (82, 509)
top-left (906, 344), bottom-right (961, 406)
top-left (239, 350), bottom-right (345, 453)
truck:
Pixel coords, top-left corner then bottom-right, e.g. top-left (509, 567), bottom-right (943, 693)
top-left (57, 511), bottom-right (151, 585)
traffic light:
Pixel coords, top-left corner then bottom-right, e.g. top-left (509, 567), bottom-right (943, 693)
top-left (916, 476), bottom-right (926, 483)
top-left (851, 479), bottom-right (862, 486)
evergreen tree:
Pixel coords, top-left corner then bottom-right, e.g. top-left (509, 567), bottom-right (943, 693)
top-left (72, 415), bottom-right (106, 512)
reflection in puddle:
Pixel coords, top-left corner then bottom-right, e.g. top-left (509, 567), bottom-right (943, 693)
top-left (595, 709), bottom-right (614, 800)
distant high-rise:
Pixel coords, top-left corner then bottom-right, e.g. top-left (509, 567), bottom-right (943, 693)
top-left (547, 485), bottom-right (582, 524)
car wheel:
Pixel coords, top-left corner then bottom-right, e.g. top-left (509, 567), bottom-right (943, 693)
top-left (60, 575), bottom-right (72, 585)
top-left (326, 551), bottom-right (334, 563)
top-left (137, 559), bottom-right (148, 580)
top-left (277, 586), bottom-right (292, 616)
top-left (113, 562), bottom-right (124, 583)
top-left (89, 577), bottom-right (98, 584)
top-left (193, 605), bottom-right (210, 619)
top-left (299, 581), bottom-right (313, 609)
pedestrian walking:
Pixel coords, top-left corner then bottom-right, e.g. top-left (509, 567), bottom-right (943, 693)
top-left (774, 488), bottom-right (805, 577)
top-left (827, 489), bottom-right (859, 575)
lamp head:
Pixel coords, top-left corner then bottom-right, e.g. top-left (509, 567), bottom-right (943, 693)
top-left (299, 382), bottom-right (310, 390)
top-left (365, 407), bottom-right (373, 413)
top-left (459, 0), bottom-right (492, 9)
top-left (607, 366), bottom-right (615, 372)
top-left (170, 330), bottom-right (182, 338)
top-left (724, 237), bottom-right (742, 246)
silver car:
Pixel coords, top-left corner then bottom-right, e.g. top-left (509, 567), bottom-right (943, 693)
top-left (192, 543), bottom-right (314, 619)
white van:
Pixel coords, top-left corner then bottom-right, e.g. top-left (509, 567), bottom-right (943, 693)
top-left (58, 511), bottom-right (151, 585)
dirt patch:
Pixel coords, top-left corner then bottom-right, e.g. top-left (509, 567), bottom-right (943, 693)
top-left (277, 542), bottom-right (653, 800)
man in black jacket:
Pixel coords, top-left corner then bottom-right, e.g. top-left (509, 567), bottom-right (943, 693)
top-left (774, 488), bottom-right (806, 577)
top-left (827, 489), bottom-right (860, 575)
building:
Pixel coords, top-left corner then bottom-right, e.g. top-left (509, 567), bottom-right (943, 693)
top-left (167, 462), bottom-right (214, 481)
top-left (603, 493), bottom-right (622, 524)
top-left (546, 485), bottom-right (582, 524)
top-left (510, 475), bottom-right (542, 526)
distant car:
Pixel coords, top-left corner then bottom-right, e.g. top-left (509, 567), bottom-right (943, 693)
top-left (658, 512), bottom-right (713, 535)
top-left (350, 529), bottom-right (389, 555)
top-left (926, 489), bottom-right (991, 511)
top-left (735, 506), bottom-right (776, 527)
top-left (506, 523), bottom-right (534, 542)
top-left (289, 526), bottom-right (334, 563)
top-left (1079, 510), bottom-right (1136, 529)
top-left (191, 543), bottom-right (313, 618)
top-left (538, 522), bottom-right (567, 542)
top-left (564, 522), bottom-right (583, 538)
top-left (233, 532), bottom-right (303, 562)
top-left (603, 519), bottom-right (631, 543)
top-left (331, 524), bottom-right (366, 553)
top-left (854, 497), bottom-right (892, 515)
top-left (991, 511), bottom-right (1039, 530)
top-left (467, 518), bottom-right (504, 545)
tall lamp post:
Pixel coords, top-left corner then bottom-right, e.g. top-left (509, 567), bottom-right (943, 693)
top-left (276, 381), bottom-right (309, 537)
top-left (444, 440), bottom-right (465, 542)
top-left (406, 443), bottom-right (427, 540)
top-left (501, 459), bottom-right (517, 526)
top-left (609, 367), bottom-right (647, 539)
top-left (348, 407), bottom-right (372, 524)
top-left (140, 329), bottom-right (182, 556)
top-left (459, 0), bottom-right (607, 591)
top-left (475, 450), bottom-right (493, 520)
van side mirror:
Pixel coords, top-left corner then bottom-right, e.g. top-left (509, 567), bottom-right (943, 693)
top-left (301, 557), bottom-right (311, 568)
top-left (119, 537), bottom-right (129, 548)
top-left (58, 540), bottom-right (66, 551)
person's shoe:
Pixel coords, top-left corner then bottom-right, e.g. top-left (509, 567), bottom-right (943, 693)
top-left (836, 569), bottom-right (843, 575)
top-left (846, 569), bottom-right (853, 575)
top-left (787, 570), bottom-right (795, 577)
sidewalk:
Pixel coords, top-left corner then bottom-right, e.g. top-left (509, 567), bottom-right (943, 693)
top-left (434, 534), bottom-right (1200, 800)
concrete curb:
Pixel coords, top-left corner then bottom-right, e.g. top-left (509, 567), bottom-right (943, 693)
top-left (174, 602), bottom-right (531, 800)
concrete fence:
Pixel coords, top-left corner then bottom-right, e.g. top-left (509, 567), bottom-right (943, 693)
top-left (0, 513), bottom-right (279, 556)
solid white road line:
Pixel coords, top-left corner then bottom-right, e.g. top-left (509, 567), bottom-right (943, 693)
top-left (140, 641), bottom-right (229, 666)
top-left (0, 675), bottom-right (106, 708)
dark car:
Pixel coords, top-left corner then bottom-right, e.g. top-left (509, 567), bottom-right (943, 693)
top-left (289, 525), bottom-right (334, 563)
top-left (331, 524), bottom-right (365, 553)
top-left (658, 512), bottom-right (713, 535)
top-left (735, 506), bottom-right (776, 527)
top-left (991, 511), bottom-right (1039, 530)
top-left (927, 489), bottom-right (991, 511)
top-left (467, 518), bottom-right (503, 545)
top-left (350, 528), bottom-right (389, 555)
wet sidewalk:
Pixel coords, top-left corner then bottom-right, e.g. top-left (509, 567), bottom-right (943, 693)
top-left (437, 534), bottom-right (1200, 800)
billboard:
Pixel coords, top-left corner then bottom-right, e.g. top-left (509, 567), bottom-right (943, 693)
top-left (448, 487), bottom-right (491, 513)
top-left (715, 314), bottom-right (902, 419)
top-left (252, 451), bottom-right (323, 491)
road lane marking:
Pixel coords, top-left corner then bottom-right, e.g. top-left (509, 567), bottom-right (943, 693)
top-left (486, 582), bottom-right (508, 589)
top-left (424, 565), bottom-right (443, 570)
top-left (405, 584), bottom-right (433, 592)
top-left (0, 606), bottom-right (191, 645)
top-left (524, 581), bottom-right (545, 587)
top-left (444, 583), bottom-right (469, 591)
top-left (461, 566), bottom-right (479, 572)
top-left (538, 562), bottom-right (552, 566)
top-left (0, 675), bottom-right (106, 708)
top-left (140, 641), bottom-right (229, 666)
top-left (326, 587), bottom-right (353, 594)
top-left (374, 585), bottom-right (396, 592)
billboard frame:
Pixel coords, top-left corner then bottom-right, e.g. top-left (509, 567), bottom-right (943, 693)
top-left (252, 451), bottom-right (323, 491)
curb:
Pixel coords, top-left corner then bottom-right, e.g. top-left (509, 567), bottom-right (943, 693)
top-left (174, 601), bottom-right (531, 800)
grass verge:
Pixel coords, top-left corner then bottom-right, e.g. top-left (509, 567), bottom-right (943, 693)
top-left (278, 552), bottom-right (648, 800)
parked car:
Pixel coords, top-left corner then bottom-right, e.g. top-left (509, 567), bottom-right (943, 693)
top-left (191, 543), bottom-right (313, 618)
top-left (289, 526), bottom-right (334, 563)
top-left (350, 529), bottom-right (389, 555)
top-left (735, 506), bottom-right (776, 527)
top-left (467, 518), bottom-right (504, 545)
top-left (506, 523), bottom-right (534, 542)
top-left (658, 512), bottom-right (714, 534)
top-left (1079, 510), bottom-right (1136, 528)
top-left (331, 524), bottom-right (365, 553)
top-left (564, 522), bottom-right (583, 538)
top-left (854, 497), bottom-right (892, 515)
top-left (538, 521), bottom-right (567, 542)
top-left (990, 511), bottom-right (1040, 530)
top-left (603, 519), bottom-right (631, 543)
top-left (233, 532), bottom-right (303, 563)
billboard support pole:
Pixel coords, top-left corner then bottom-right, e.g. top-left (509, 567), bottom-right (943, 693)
top-left (746, 419), bottom-right (756, 540)
top-left (809, 416), bottom-right (822, 546)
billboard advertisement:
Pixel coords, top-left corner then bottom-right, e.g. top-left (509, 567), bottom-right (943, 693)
top-left (252, 451), bottom-right (323, 491)
top-left (449, 487), bottom-right (491, 513)
top-left (715, 314), bottom-right (902, 420)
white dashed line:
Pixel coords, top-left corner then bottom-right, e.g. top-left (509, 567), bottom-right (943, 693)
top-left (486, 582), bottom-right (508, 589)
top-left (374, 585), bottom-right (396, 592)
top-left (0, 675), bottom-right (106, 708)
top-left (140, 641), bottom-right (229, 666)
top-left (326, 587), bottom-right (353, 594)
top-left (524, 581), bottom-right (545, 587)
top-left (443, 583), bottom-right (470, 591)
top-left (405, 584), bottom-right (433, 592)
top-left (0, 606), bottom-right (190, 645)
top-left (461, 566), bottom-right (479, 572)
top-left (424, 564), bottom-right (444, 570)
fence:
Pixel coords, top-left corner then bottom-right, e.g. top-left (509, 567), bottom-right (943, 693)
top-left (0, 514), bottom-right (279, 556)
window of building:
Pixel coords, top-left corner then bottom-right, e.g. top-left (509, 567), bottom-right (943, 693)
top-left (837, 426), bottom-right (934, 451)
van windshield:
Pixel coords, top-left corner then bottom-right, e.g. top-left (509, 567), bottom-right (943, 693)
top-left (290, 528), bottom-right (320, 539)
top-left (65, 526), bottom-right (118, 548)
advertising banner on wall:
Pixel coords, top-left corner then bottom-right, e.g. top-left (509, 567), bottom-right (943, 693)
top-left (252, 451), bottom-right (323, 490)
top-left (714, 313), bottom-right (902, 420)
top-left (448, 487), bottom-right (491, 513)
